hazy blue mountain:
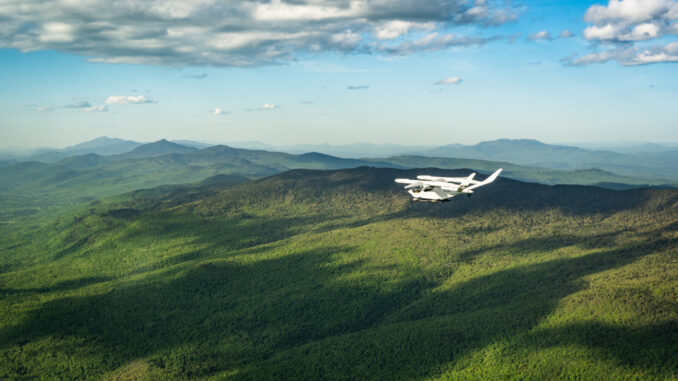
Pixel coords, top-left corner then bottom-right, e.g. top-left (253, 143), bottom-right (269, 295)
top-left (0, 159), bottom-right (18, 167)
top-left (423, 139), bottom-right (678, 180)
top-left (571, 142), bottom-right (678, 154)
top-left (227, 141), bottom-right (432, 158)
top-left (224, 141), bottom-right (281, 151)
top-left (171, 139), bottom-right (214, 149)
top-left (119, 139), bottom-right (199, 159)
top-left (1, 137), bottom-right (143, 164)
top-left (183, 145), bottom-right (396, 171)
top-left (284, 143), bottom-right (432, 158)
top-left (64, 136), bottom-right (142, 154)
top-left (424, 139), bottom-right (625, 166)
top-left (374, 155), bottom-right (676, 188)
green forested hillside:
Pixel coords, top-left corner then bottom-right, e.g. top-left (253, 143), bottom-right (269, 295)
top-left (0, 144), bottom-right (394, 222)
top-left (1, 167), bottom-right (676, 380)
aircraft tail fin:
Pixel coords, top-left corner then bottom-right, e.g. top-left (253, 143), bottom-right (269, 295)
top-left (484, 168), bottom-right (502, 183)
top-left (467, 168), bottom-right (502, 190)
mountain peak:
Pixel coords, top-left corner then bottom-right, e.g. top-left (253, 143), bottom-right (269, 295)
top-left (124, 139), bottom-right (198, 158)
top-left (477, 138), bottom-right (546, 147)
top-left (66, 136), bottom-right (140, 150)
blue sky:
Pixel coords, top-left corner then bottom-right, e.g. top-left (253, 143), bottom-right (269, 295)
top-left (1, 0), bottom-right (677, 148)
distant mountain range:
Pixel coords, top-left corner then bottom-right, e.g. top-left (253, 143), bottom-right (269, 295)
top-left (0, 137), bottom-right (143, 165)
top-left (225, 141), bottom-right (431, 158)
top-left (3, 137), bottom-right (678, 183)
top-left (0, 140), bottom-right (403, 220)
top-left (0, 137), bottom-right (208, 165)
top-left (420, 139), bottom-right (678, 180)
top-left (3, 138), bottom-right (677, 223)
top-left (569, 142), bottom-right (678, 154)
top-left (2, 136), bottom-right (678, 220)
top-left (5, 137), bottom-right (678, 180)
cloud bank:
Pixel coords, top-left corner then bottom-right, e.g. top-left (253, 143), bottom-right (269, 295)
top-left (568, 0), bottom-right (678, 66)
top-left (0, 0), bottom-right (518, 67)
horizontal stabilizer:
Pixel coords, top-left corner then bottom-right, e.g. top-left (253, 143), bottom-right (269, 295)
top-left (459, 173), bottom-right (476, 187)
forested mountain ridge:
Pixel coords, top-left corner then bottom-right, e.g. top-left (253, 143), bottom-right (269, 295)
top-left (0, 143), bottom-right (394, 222)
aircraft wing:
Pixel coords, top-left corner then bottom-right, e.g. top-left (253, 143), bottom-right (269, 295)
top-left (395, 179), bottom-right (453, 189)
top-left (417, 175), bottom-right (481, 185)
top-left (395, 179), bottom-right (423, 188)
top-left (466, 168), bottom-right (502, 190)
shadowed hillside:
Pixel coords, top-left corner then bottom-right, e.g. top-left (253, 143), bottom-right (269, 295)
top-left (0, 167), bottom-right (676, 380)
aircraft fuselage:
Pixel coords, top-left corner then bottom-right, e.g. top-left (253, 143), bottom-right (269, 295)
top-left (408, 188), bottom-right (472, 201)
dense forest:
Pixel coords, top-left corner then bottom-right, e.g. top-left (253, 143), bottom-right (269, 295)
top-left (1, 167), bottom-right (677, 379)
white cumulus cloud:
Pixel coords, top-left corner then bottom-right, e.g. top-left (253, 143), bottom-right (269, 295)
top-left (105, 95), bottom-right (155, 105)
top-left (0, 0), bottom-right (520, 67)
top-left (582, 0), bottom-right (678, 42)
top-left (27, 105), bottom-right (53, 112)
top-left (435, 77), bottom-right (463, 85)
top-left (528, 30), bottom-right (551, 41)
top-left (376, 33), bottom-right (495, 55)
top-left (374, 21), bottom-right (435, 40)
top-left (64, 101), bottom-right (93, 109)
top-left (84, 105), bottom-right (108, 112)
top-left (560, 30), bottom-right (574, 38)
top-left (568, 0), bottom-right (678, 66)
top-left (212, 108), bottom-right (229, 115)
top-left (568, 42), bottom-right (678, 66)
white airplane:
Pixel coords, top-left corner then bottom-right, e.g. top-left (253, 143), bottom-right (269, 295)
top-left (395, 168), bottom-right (502, 202)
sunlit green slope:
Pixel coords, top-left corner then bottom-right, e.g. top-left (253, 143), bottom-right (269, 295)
top-left (1, 167), bottom-right (676, 380)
